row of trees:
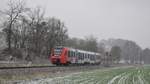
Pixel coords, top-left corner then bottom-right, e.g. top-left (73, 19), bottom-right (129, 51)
top-left (99, 39), bottom-right (150, 64)
top-left (66, 35), bottom-right (98, 52)
top-left (142, 48), bottom-right (150, 64)
top-left (0, 0), bottom-right (68, 60)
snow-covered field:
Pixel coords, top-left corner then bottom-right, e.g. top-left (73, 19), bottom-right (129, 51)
top-left (19, 65), bottom-right (150, 84)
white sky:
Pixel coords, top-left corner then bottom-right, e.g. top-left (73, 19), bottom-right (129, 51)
top-left (0, 0), bottom-right (150, 48)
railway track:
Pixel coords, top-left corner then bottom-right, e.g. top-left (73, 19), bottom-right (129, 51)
top-left (0, 64), bottom-right (103, 69)
top-left (0, 64), bottom-right (103, 76)
top-left (0, 65), bottom-right (56, 69)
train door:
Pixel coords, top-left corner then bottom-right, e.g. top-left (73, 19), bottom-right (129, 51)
top-left (59, 47), bottom-right (68, 64)
top-left (68, 50), bottom-right (76, 64)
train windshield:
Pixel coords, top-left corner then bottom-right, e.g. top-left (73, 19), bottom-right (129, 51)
top-left (54, 47), bottom-right (63, 56)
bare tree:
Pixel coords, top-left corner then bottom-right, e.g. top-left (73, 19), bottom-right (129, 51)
top-left (110, 46), bottom-right (121, 63)
top-left (66, 35), bottom-right (98, 52)
top-left (1, 0), bottom-right (28, 52)
top-left (84, 35), bottom-right (98, 52)
top-left (142, 48), bottom-right (150, 64)
top-left (45, 18), bottom-right (68, 57)
top-left (0, 1), bottom-right (68, 61)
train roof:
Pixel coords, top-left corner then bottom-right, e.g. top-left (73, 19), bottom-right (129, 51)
top-left (54, 46), bottom-right (101, 55)
top-left (57, 46), bottom-right (101, 55)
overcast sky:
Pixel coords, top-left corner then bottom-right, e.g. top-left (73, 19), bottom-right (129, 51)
top-left (0, 0), bottom-right (150, 48)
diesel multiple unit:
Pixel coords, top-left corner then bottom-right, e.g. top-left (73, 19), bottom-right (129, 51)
top-left (50, 46), bottom-right (101, 65)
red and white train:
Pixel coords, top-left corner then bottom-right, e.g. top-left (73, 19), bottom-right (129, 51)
top-left (50, 46), bottom-right (101, 65)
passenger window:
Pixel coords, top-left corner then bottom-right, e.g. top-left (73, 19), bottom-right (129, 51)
top-left (85, 54), bottom-right (87, 58)
top-left (68, 51), bottom-right (70, 57)
top-left (73, 51), bottom-right (75, 57)
top-left (83, 53), bottom-right (84, 59)
top-left (73, 51), bottom-right (74, 57)
top-left (88, 54), bottom-right (89, 59)
top-left (71, 51), bottom-right (73, 57)
top-left (78, 53), bottom-right (81, 59)
top-left (80, 53), bottom-right (82, 60)
top-left (82, 53), bottom-right (84, 60)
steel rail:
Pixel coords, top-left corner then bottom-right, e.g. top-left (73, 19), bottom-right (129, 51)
top-left (0, 65), bottom-right (57, 69)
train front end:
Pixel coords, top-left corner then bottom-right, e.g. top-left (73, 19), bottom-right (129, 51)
top-left (50, 46), bottom-right (68, 65)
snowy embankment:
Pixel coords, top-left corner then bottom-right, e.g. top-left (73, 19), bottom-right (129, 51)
top-left (18, 65), bottom-right (150, 84)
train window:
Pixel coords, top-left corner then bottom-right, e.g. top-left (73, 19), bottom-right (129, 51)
top-left (81, 53), bottom-right (83, 60)
top-left (88, 54), bottom-right (90, 59)
top-left (83, 53), bottom-right (85, 59)
top-left (71, 51), bottom-right (74, 57)
top-left (68, 51), bottom-right (71, 57)
top-left (86, 54), bottom-right (87, 58)
top-left (70, 51), bottom-right (71, 57)
top-left (81, 53), bottom-right (82, 60)
top-left (80, 53), bottom-right (81, 60)
top-left (87, 54), bottom-right (88, 58)
top-left (69, 51), bottom-right (71, 57)
top-left (73, 51), bottom-right (75, 57)
top-left (93, 55), bottom-right (94, 60)
top-left (89, 54), bottom-right (91, 60)
top-left (73, 51), bottom-right (74, 57)
top-left (78, 52), bottom-right (81, 60)
top-left (82, 53), bottom-right (84, 60)
top-left (92, 55), bottom-right (94, 60)
top-left (68, 51), bottom-right (70, 57)
top-left (72, 51), bottom-right (74, 57)
top-left (74, 52), bottom-right (75, 57)
top-left (90, 55), bottom-right (94, 60)
top-left (93, 55), bottom-right (95, 60)
top-left (80, 53), bottom-right (82, 60)
top-left (69, 51), bottom-right (72, 57)
top-left (93, 55), bottom-right (96, 60)
top-left (54, 48), bottom-right (62, 56)
top-left (90, 55), bottom-right (92, 60)
top-left (85, 54), bottom-right (87, 58)
top-left (71, 51), bottom-right (73, 57)
top-left (83, 53), bottom-right (84, 60)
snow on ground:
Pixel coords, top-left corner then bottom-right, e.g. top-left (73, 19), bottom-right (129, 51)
top-left (18, 65), bottom-right (150, 84)
top-left (107, 72), bottom-right (126, 84)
